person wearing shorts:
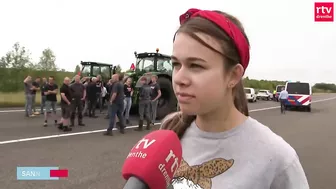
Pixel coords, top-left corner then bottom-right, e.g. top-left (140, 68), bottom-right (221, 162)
top-left (58, 77), bottom-right (72, 132)
top-left (43, 76), bottom-right (58, 127)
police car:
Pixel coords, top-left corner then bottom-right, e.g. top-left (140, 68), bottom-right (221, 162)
top-left (283, 81), bottom-right (312, 112)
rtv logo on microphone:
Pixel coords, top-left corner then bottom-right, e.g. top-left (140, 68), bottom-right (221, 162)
top-left (158, 149), bottom-right (180, 187)
top-left (314, 2), bottom-right (334, 22)
top-left (121, 130), bottom-right (182, 189)
top-left (127, 138), bottom-right (156, 159)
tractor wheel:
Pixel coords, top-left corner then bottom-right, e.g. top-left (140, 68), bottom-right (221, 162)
top-left (156, 77), bottom-right (177, 119)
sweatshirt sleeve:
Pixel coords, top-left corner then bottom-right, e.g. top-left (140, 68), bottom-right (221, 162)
top-left (271, 158), bottom-right (310, 189)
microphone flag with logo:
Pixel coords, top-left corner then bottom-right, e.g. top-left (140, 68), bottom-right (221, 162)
top-left (122, 130), bottom-right (182, 189)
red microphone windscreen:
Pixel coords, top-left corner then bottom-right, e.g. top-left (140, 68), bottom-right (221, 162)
top-left (122, 130), bottom-right (182, 189)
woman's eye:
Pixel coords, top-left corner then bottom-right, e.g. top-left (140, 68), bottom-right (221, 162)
top-left (172, 62), bottom-right (181, 68)
top-left (190, 64), bottom-right (203, 69)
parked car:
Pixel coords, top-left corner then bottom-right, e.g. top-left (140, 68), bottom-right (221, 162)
top-left (244, 87), bottom-right (257, 102)
top-left (257, 90), bottom-right (273, 100)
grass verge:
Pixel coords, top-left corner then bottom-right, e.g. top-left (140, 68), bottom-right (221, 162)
top-left (0, 92), bottom-right (60, 108)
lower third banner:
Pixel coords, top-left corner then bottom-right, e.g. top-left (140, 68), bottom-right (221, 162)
top-left (17, 167), bottom-right (68, 180)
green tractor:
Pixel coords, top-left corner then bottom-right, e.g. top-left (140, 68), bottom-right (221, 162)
top-left (125, 48), bottom-right (177, 119)
top-left (73, 61), bottom-right (116, 84)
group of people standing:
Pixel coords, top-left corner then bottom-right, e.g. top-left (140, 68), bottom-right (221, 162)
top-left (103, 74), bottom-right (161, 136)
top-left (23, 73), bottom-right (162, 134)
top-left (23, 75), bottom-right (87, 131)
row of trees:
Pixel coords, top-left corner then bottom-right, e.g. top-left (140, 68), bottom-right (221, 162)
top-left (0, 42), bottom-right (61, 71)
top-left (312, 83), bottom-right (336, 92)
top-left (0, 42), bottom-right (125, 92)
top-left (0, 42), bottom-right (334, 93)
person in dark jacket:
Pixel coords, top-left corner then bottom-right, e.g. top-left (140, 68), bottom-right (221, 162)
top-left (135, 76), bottom-right (152, 131)
top-left (86, 77), bottom-right (99, 118)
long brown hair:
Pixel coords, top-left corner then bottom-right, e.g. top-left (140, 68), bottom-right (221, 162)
top-left (161, 11), bottom-right (250, 139)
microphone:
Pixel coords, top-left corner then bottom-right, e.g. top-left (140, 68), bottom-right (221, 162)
top-left (122, 130), bottom-right (182, 189)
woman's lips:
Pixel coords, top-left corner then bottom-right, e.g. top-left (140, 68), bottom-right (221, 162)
top-left (176, 92), bottom-right (195, 103)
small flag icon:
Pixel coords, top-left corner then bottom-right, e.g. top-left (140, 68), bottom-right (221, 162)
top-left (130, 63), bottom-right (135, 71)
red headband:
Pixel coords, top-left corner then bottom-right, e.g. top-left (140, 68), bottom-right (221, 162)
top-left (179, 8), bottom-right (250, 71)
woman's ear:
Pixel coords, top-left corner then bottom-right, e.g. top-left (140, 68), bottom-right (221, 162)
top-left (228, 64), bottom-right (244, 89)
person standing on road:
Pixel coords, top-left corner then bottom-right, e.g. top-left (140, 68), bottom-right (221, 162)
top-left (161, 8), bottom-right (309, 189)
top-left (123, 77), bottom-right (133, 124)
top-left (149, 75), bottom-right (161, 125)
top-left (59, 77), bottom-right (72, 132)
top-left (104, 74), bottom-right (126, 136)
top-left (279, 87), bottom-right (289, 114)
top-left (40, 77), bottom-right (48, 114)
top-left (43, 76), bottom-right (58, 127)
top-left (70, 75), bottom-right (86, 126)
top-left (135, 76), bottom-right (152, 131)
top-left (96, 75), bottom-right (104, 113)
top-left (23, 76), bottom-right (35, 117)
top-left (104, 79), bottom-right (115, 119)
top-left (82, 77), bottom-right (90, 116)
top-left (86, 77), bottom-right (99, 118)
top-left (31, 77), bottom-right (41, 115)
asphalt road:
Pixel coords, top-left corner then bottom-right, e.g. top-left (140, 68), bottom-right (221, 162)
top-left (0, 94), bottom-right (336, 189)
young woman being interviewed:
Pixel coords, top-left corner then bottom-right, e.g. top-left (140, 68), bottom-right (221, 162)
top-left (161, 8), bottom-right (309, 189)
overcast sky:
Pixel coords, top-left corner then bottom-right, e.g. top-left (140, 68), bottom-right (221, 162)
top-left (0, 0), bottom-right (335, 84)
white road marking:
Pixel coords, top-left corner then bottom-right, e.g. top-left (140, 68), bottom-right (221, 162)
top-left (0, 96), bottom-right (335, 145)
top-left (0, 124), bottom-right (160, 145)
top-left (0, 108), bottom-right (61, 113)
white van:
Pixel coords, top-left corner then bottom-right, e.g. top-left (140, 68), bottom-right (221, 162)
top-left (244, 87), bottom-right (257, 102)
top-left (284, 81), bottom-right (312, 112)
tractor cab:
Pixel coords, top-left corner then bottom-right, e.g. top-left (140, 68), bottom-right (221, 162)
top-left (131, 48), bottom-right (172, 87)
top-left (75, 61), bottom-right (116, 84)
top-left (134, 48), bottom-right (172, 72)
top-left (127, 48), bottom-right (177, 119)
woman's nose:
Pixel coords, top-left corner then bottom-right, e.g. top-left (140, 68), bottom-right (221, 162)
top-left (173, 68), bottom-right (191, 86)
